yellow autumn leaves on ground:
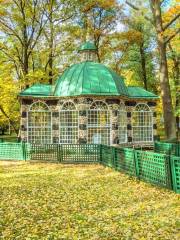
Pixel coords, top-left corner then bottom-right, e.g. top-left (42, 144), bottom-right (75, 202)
top-left (0, 162), bottom-right (179, 240)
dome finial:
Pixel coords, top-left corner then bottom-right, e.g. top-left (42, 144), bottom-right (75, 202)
top-left (86, 28), bottom-right (91, 42)
top-left (78, 41), bottom-right (98, 62)
top-left (78, 28), bottom-right (98, 62)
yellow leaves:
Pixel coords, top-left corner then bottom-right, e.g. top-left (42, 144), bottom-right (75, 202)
top-left (122, 70), bottom-right (137, 86)
top-left (113, 30), bottom-right (143, 46)
top-left (162, 4), bottom-right (180, 26)
top-left (82, 0), bottom-right (117, 13)
top-left (0, 163), bottom-right (179, 240)
top-left (26, 70), bottom-right (49, 85)
top-left (0, 62), bottom-right (20, 126)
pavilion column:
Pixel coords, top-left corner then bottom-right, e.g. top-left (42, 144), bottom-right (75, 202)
top-left (111, 110), bottom-right (119, 144)
top-left (125, 101), bottom-right (137, 144)
top-left (153, 112), bottom-right (158, 140)
top-left (21, 104), bottom-right (28, 142)
top-left (78, 110), bottom-right (88, 143)
top-left (127, 111), bottom-right (132, 143)
top-left (147, 101), bottom-right (158, 141)
top-left (52, 112), bottom-right (59, 144)
top-left (76, 97), bottom-right (93, 144)
top-left (20, 99), bottom-right (33, 142)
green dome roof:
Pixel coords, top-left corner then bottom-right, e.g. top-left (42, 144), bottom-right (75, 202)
top-left (78, 41), bottom-right (97, 51)
top-left (54, 61), bottom-right (128, 97)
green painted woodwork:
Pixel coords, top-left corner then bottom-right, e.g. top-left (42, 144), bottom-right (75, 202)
top-left (78, 41), bottom-right (97, 51)
top-left (19, 84), bottom-right (52, 97)
top-left (101, 145), bottom-right (136, 176)
top-left (19, 82), bottom-right (159, 99)
top-left (0, 142), bottom-right (30, 160)
top-left (128, 86), bottom-right (159, 99)
top-left (170, 155), bottom-right (180, 193)
top-left (18, 41), bottom-right (159, 99)
top-left (154, 141), bottom-right (180, 156)
top-left (135, 150), bottom-right (172, 189)
top-left (54, 61), bottom-right (128, 97)
top-left (0, 142), bottom-right (179, 193)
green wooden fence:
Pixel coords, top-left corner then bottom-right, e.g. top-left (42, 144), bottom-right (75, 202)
top-left (154, 141), bottom-right (180, 156)
top-left (26, 143), bottom-right (100, 163)
top-left (135, 150), bottom-right (172, 189)
top-left (0, 142), bottom-right (179, 193)
top-left (0, 142), bottom-right (29, 160)
top-left (170, 155), bottom-right (180, 193)
top-left (100, 146), bottom-right (136, 176)
top-left (60, 144), bottom-right (100, 163)
top-left (100, 147), bottom-right (173, 190)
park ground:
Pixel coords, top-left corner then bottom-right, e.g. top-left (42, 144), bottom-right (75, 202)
top-left (0, 161), bottom-right (179, 240)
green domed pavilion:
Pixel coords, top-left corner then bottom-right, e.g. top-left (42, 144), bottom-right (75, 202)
top-left (19, 41), bottom-right (159, 146)
top-left (54, 61), bottom-right (128, 97)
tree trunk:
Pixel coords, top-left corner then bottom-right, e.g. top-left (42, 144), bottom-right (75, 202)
top-left (168, 43), bottom-right (180, 138)
top-left (21, 0), bottom-right (29, 87)
top-left (0, 105), bottom-right (18, 135)
top-left (23, 46), bottom-right (29, 76)
top-left (139, 42), bottom-right (148, 90)
top-left (48, 1), bottom-right (54, 84)
top-left (150, 0), bottom-right (176, 140)
top-left (48, 53), bottom-right (53, 84)
top-left (2, 128), bottom-right (5, 135)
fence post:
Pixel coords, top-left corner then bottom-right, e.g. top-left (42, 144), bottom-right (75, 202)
top-left (133, 150), bottom-right (140, 179)
top-left (99, 144), bottom-right (102, 164)
top-left (112, 147), bottom-right (117, 170)
top-left (175, 143), bottom-right (180, 157)
top-left (165, 155), bottom-right (173, 190)
top-left (22, 142), bottom-right (26, 161)
top-left (57, 144), bottom-right (62, 162)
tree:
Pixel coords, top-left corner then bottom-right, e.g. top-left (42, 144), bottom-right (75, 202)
top-left (119, 16), bottom-right (157, 91)
top-left (0, 58), bottom-right (19, 135)
top-left (42, 0), bottom-right (76, 84)
top-left (76, 0), bottom-right (120, 62)
top-left (126, 0), bottom-right (180, 140)
top-left (0, 0), bottom-right (46, 86)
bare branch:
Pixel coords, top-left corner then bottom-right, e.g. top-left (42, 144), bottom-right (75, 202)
top-left (0, 105), bottom-right (18, 135)
top-left (163, 13), bottom-right (180, 31)
top-left (165, 28), bottom-right (180, 44)
top-left (53, 14), bottom-right (74, 24)
top-left (125, 1), bottom-right (153, 24)
top-left (27, 0), bottom-right (38, 46)
top-left (0, 20), bottom-right (23, 45)
top-left (160, 0), bottom-right (166, 5)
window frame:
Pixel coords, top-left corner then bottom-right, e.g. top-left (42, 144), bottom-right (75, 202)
top-left (59, 101), bottom-right (79, 144)
top-left (132, 103), bottom-right (153, 143)
top-left (27, 101), bottom-right (52, 144)
top-left (118, 102), bottom-right (127, 144)
top-left (87, 101), bottom-right (111, 145)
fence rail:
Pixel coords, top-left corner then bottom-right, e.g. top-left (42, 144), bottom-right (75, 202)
top-left (170, 155), bottom-right (180, 193)
top-left (22, 143), bottom-right (100, 163)
top-left (0, 142), bottom-right (27, 160)
top-left (0, 142), bottom-right (179, 193)
top-left (154, 141), bottom-right (180, 156)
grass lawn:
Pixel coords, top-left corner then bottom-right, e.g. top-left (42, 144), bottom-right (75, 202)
top-left (0, 161), bottom-right (179, 240)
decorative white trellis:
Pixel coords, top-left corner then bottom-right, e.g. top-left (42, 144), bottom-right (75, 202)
top-left (132, 103), bottom-right (153, 143)
top-left (118, 102), bottom-right (127, 143)
top-left (26, 100), bottom-right (154, 145)
top-left (59, 101), bottom-right (78, 143)
top-left (27, 102), bottom-right (52, 144)
top-left (87, 101), bottom-right (111, 145)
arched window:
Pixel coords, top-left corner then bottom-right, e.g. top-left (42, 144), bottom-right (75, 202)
top-left (132, 104), bottom-right (153, 142)
top-left (59, 101), bottom-right (78, 143)
top-left (28, 102), bottom-right (52, 144)
top-left (87, 101), bottom-right (110, 145)
top-left (118, 102), bottom-right (127, 143)
top-left (61, 102), bottom-right (76, 110)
